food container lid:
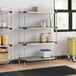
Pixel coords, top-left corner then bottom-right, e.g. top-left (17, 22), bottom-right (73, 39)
top-left (40, 49), bottom-right (51, 51)
top-left (40, 33), bottom-right (44, 34)
top-left (47, 33), bottom-right (51, 34)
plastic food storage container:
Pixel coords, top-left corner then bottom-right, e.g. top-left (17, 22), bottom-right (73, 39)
top-left (0, 48), bottom-right (8, 52)
top-left (40, 49), bottom-right (51, 57)
top-left (40, 33), bottom-right (46, 43)
top-left (40, 20), bottom-right (47, 28)
top-left (47, 33), bottom-right (52, 42)
top-left (1, 35), bottom-right (8, 45)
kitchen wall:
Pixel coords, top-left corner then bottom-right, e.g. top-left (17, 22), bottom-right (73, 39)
top-left (0, 0), bottom-right (76, 60)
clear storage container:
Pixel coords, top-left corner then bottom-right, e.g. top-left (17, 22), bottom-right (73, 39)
top-left (40, 49), bottom-right (51, 57)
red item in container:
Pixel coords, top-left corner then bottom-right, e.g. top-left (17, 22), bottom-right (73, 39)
top-left (47, 33), bottom-right (51, 34)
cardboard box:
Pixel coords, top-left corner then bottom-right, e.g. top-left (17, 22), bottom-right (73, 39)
top-left (0, 53), bottom-right (8, 62)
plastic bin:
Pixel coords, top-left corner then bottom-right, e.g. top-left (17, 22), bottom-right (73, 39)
top-left (68, 37), bottom-right (76, 61)
top-left (0, 48), bottom-right (8, 53)
top-left (40, 49), bottom-right (51, 58)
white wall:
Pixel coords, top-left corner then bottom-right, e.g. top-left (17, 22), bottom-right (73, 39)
top-left (0, 0), bottom-right (76, 60)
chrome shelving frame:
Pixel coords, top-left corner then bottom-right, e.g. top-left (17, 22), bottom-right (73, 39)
top-left (18, 11), bottom-right (57, 67)
top-left (0, 10), bottom-right (13, 68)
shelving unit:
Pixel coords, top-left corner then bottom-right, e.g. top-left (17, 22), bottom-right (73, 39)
top-left (0, 10), bottom-right (12, 65)
top-left (18, 11), bottom-right (57, 67)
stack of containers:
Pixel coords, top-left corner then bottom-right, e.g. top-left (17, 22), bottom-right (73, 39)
top-left (0, 35), bottom-right (8, 62)
top-left (39, 33), bottom-right (52, 58)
